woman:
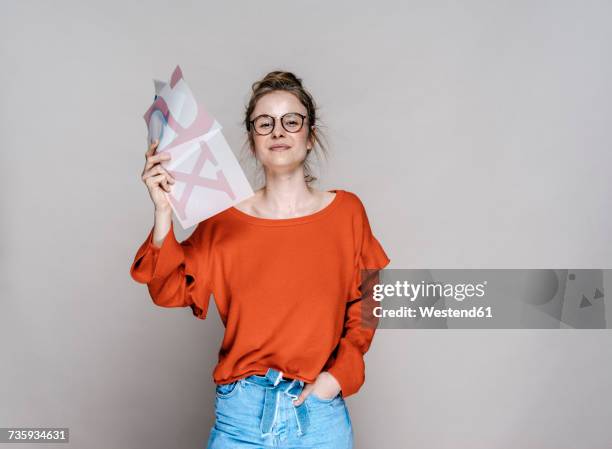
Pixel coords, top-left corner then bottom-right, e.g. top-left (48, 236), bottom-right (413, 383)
top-left (130, 71), bottom-right (390, 448)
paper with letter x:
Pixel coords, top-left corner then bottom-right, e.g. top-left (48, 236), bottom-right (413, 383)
top-left (143, 65), bottom-right (254, 229)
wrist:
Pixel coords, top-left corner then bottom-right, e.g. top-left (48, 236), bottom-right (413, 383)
top-left (320, 371), bottom-right (341, 390)
top-left (154, 206), bottom-right (172, 216)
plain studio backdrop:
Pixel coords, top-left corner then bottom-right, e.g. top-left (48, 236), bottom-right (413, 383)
top-left (2, 1), bottom-right (611, 448)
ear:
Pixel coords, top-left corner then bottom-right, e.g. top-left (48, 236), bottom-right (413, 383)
top-left (307, 125), bottom-right (316, 150)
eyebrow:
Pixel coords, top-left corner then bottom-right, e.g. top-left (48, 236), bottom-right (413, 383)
top-left (251, 112), bottom-right (306, 119)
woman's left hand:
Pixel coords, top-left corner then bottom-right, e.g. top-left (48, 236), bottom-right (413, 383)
top-left (292, 371), bottom-right (341, 406)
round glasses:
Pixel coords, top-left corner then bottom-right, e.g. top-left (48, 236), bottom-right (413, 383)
top-left (249, 112), bottom-right (307, 136)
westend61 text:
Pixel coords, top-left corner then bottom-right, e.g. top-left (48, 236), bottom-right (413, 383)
top-left (372, 306), bottom-right (493, 319)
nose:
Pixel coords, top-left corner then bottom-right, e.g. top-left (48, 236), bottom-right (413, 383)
top-left (271, 118), bottom-right (285, 138)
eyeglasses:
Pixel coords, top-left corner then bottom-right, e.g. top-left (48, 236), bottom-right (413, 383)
top-left (249, 112), bottom-right (307, 136)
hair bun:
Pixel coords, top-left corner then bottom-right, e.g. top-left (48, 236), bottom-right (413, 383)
top-left (253, 71), bottom-right (303, 91)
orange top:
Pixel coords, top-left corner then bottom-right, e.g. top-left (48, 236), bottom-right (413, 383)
top-left (129, 189), bottom-right (390, 398)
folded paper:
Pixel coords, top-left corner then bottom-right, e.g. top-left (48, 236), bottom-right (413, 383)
top-left (143, 65), bottom-right (254, 229)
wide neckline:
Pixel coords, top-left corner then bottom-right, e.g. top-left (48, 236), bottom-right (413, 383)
top-left (228, 189), bottom-right (345, 226)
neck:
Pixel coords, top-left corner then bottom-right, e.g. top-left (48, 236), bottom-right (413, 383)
top-left (260, 172), bottom-right (314, 213)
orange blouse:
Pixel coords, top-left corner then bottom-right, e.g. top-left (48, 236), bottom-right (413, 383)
top-left (129, 189), bottom-right (390, 398)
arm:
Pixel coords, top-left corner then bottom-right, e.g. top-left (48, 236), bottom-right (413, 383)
top-left (325, 195), bottom-right (391, 397)
top-left (326, 269), bottom-right (383, 398)
top-left (129, 213), bottom-right (212, 319)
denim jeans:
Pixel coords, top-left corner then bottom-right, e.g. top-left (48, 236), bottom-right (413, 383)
top-left (206, 368), bottom-right (353, 448)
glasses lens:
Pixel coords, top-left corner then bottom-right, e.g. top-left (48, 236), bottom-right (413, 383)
top-left (254, 116), bottom-right (274, 134)
top-left (282, 114), bottom-right (303, 132)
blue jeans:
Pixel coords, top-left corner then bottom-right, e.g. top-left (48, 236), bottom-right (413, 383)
top-left (206, 368), bottom-right (353, 448)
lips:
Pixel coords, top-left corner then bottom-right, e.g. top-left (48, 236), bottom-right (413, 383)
top-left (269, 145), bottom-right (290, 150)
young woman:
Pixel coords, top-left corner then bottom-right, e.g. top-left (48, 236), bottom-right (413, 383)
top-left (130, 71), bottom-right (390, 448)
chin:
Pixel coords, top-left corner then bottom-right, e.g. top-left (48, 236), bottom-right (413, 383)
top-left (257, 149), bottom-right (308, 166)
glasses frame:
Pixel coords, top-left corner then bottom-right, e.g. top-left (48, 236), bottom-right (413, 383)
top-left (249, 112), bottom-right (308, 136)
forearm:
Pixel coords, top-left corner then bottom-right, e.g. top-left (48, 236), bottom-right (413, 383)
top-left (152, 206), bottom-right (172, 248)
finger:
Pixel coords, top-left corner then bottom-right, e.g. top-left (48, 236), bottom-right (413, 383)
top-left (144, 155), bottom-right (171, 175)
top-left (143, 163), bottom-right (174, 183)
top-left (145, 139), bottom-right (159, 157)
top-left (154, 164), bottom-right (175, 182)
top-left (148, 152), bottom-right (171, 164)
top-left (163, 175), bottom-right (174, 192)
top-left (145, 173), bottom-right (167, 189)
top-left (144, 152), bottom-right (171, 171)
top-left (142, 164), bottom-right (163, 182)
top-left (165, 170), bottom-right (176, 184)
top-left (292, 391), bottom-right (308, 406)
top-left (154, 165), bottom-right (175, 184)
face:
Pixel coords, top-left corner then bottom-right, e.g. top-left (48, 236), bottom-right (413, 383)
top-left (249, 90), bottom-right (315, 176)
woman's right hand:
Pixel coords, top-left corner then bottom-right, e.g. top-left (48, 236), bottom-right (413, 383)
top-left (142, 139), bottom-right (176, 212)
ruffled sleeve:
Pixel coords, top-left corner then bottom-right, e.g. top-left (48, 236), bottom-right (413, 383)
top-left (348, 198), bottom-right (391, 300)
top-left (326, 195), bottom-right (390, 398)
top-left (129, 220), bottom-right (213, 320)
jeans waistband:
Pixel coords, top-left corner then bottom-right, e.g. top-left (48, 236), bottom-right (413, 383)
top-left (242, 368), bottom-right (301, 388)
top-left (242, 368), bottom-right (309, 437)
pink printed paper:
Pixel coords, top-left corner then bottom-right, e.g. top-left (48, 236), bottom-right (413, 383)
top-left (143, 65), bottom-right (254, 229)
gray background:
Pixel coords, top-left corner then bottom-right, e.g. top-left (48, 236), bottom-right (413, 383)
top-left (2, 1), bottom-right (611, 448)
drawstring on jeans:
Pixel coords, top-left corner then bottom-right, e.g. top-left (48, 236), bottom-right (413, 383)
top-left (251, 368), bottom-right (310, 438)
